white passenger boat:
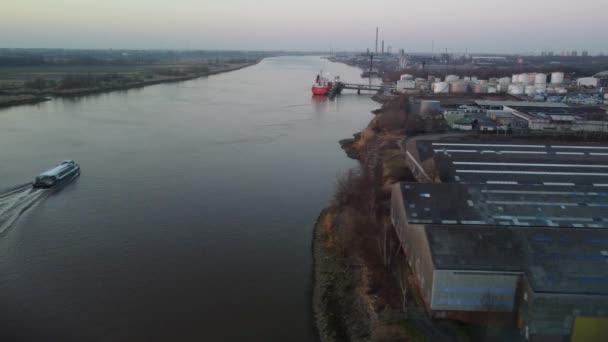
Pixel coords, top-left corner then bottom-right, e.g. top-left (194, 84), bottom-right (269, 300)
top-left (33, 160), bottom-right (80, 188)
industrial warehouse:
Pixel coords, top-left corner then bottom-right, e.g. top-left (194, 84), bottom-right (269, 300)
top-left (391, 140), bottom-right (608, 341)
top-left (436, 99), bottom-right (608, 135)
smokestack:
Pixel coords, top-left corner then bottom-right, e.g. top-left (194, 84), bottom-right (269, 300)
top-left (375, 27), bottom-right (378, 55)
top-left (382, 40), bottom-right (385, 55)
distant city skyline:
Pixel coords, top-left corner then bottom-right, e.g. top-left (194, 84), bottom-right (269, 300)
top-left (1, 0), bottom-right (606, 54)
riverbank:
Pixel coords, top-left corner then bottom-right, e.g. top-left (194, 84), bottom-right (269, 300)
top-left (313, 94), bottom-right (472, 341)
top-left (0, 61), bottom-right (259, 109)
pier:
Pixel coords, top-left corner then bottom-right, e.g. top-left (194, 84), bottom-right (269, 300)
top-left (328, 82), bottom-right (396, 97)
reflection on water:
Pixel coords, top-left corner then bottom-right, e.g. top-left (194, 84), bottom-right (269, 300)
top-left (0, 56), bottom-right (377, 341)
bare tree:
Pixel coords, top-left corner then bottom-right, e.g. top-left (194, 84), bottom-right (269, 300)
top-left (396, 259), bottom-right (408, 313)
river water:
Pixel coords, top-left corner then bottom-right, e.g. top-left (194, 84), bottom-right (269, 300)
top-left (0, 56), bottom-right (377, 341)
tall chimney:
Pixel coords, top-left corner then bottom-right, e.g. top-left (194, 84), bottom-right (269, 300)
top-left (375, 27), bottom-right (378, 55)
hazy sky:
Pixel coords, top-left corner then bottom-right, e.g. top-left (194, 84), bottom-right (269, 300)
top-left (1, 0), bottom-right (606, 53)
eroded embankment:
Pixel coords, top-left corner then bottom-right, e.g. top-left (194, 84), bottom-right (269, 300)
top-left (312, 94), bottom-right (465, 341)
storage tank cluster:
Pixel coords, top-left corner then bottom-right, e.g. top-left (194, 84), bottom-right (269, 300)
top-left (428, 73), bottom-right (567, 95)
top-left (506, 72), bottom-right (566, 95)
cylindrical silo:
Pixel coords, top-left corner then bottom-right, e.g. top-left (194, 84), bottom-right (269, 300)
top-left (508, 84), bottom-right (523, 95)
top-left (551, 72), bottom-right (564, 84)
top-left (473, 84), bottom-right (487, 93)
top-left (527, 73), bottom-right (536, 85)
top-left (420, 100), bottom-right (441, 113)
top-left (535, 85), bottom-right (547, 94)
top-left (524, 85), bottom-right (536, 94)
top-left (433, 82), bottom-right (449, 93)
top-left (519, 73), bottom-right (529, 84)
top-left (535, 73), bottom-right (547, 85)
top-left (450, 81), bottom-right (469, 93)
top-left (445, 75), bottom-right (459, 82)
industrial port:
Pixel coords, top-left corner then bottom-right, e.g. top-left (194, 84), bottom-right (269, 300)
top-left (321, 39), bottom-right (608, 340)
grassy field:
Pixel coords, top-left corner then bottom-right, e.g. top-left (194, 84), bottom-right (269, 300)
top-left (0, 62), bottom-right (240, 82)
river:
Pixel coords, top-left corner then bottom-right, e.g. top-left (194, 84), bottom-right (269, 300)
top-left (0, 56), bottom-right (378, 341)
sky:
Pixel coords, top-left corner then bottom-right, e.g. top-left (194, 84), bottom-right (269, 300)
top-left (1, 0), bottom-right (607, 54)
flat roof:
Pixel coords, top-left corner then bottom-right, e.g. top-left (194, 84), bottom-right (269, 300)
top-left (419, 223), bottom-right (608, 295)
top-left (515, 228), bottom-right (608, 295)
top-left (506, 105), bottom-right (607, 121)
top-left (416, 140), bottom-right (608, 187)
top-left (475, 100), bottom-right (570, 108)
top-left (400, 182), bottom-right (608, 229)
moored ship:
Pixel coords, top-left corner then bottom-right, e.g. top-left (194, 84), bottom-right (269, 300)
top-left (312, 72), bottom-right (340, 96)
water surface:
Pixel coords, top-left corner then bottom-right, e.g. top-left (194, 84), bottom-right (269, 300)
top-left (0, 56), bottom-right (377, 341)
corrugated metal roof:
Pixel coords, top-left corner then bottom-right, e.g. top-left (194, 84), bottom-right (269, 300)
top-left (475, 100), bottom-right (570, 108)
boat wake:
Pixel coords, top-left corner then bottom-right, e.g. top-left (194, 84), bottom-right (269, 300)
top-left (0, 183), bottom-right (48, 235)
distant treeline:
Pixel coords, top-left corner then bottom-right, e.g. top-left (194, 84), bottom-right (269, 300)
top-left (0, 49), bottom-right (271, 67)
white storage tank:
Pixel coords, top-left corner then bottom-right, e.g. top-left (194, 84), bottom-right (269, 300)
top-left (471, 76), bottom-right (479, 82)
top-left (499, 77), bottom-right (511, 85)
top-left (487, 86), bottom-right (497, 93)
top-left (450, 81), bottom-right (469, 93)
top-left (473, 84), bottom-right (488, 93)
top-left (433, 82), bottom-right (449, 93)
top-left (604, 93), bottom-right (608, 100)
top-left (551, 72), bottom-right (564, 84)
top-left (512, 74), bottom-right (519, 83)
top-left (535, 84), bottom-right (547, 93)
top-left (479, 79), bottom-right (488, 85)
top-left (524, 85), bottom-right (536, 94)
top-left (519, 73), bottom-right (529, 84)
top-left (400, 74), bottom-right (414, 81)
top-left (445, 75), bottom-right (459, 82)
top-left (508, 84), bottom-right (523, 95)
top-left (463, 76), bottom-right (471, 82)
top-left (556, 87), bottom-right (568, 94)
top-left (527, 73), bottom-right (536, 85)
top-left (420, 100), bottom-right (441, 113)
top-left (535, 73), bottom-right (547, 85)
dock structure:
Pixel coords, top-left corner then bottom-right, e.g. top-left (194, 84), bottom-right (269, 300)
top-left (329, 82), bottom-right (395, 97)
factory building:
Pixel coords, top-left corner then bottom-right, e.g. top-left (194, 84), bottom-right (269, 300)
top-left (391, 140), bottom-right (608, 340)
top-left (505, 105), bottom-right (608, 133)
top-left (443, 101), bottom-right (608, 134)
top-left (594, 71), bottom-right (608, 88)
top-left (577, 77), bottom-right (599, 87)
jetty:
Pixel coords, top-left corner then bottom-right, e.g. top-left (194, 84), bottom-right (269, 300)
top-left (328, 82), bottom-right (396, 97)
